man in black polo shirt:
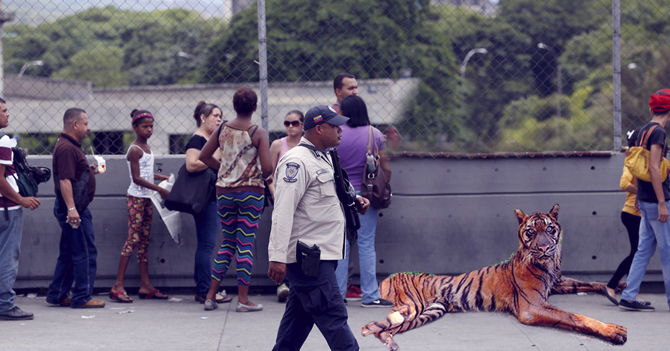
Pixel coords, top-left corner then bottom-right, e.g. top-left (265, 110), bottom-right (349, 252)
top-left (46, 108), bottom-right (104, 308)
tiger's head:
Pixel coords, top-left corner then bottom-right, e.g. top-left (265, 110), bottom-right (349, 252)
top-left (514, 204), bottom-right (561, 264)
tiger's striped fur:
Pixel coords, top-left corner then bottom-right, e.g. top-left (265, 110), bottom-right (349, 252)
top-left (362, 205), bottom-right (627, 350)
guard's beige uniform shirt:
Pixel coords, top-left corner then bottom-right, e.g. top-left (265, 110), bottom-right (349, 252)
top-left (268, 137), bottom-right (345, 264)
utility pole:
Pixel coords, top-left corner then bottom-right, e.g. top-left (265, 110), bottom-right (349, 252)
top-left (257, 0), bottom-right (268, 131)
top-left (0, 0), bottom-right (16, 98)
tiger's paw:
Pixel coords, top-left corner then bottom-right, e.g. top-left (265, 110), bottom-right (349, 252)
top-left (380, 331), bottom-right (399, 351)
top-left (361, 322), bottom-right (380, 337)
top-left (605, 324), bottom-right (627, 345)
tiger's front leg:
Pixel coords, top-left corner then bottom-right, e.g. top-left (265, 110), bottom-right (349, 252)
top-left (362, 302), bottom-right (448, 350)
top-left (361, 307), bottom-right (407, 351)
top-left (550, 277), bottom-right (626, 295)
top-left (515, 303), bottom-right (627, 345)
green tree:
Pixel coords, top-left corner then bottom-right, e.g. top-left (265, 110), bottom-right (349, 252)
top-left (202, 0), bottom-right (461, 147)
top-left (436, 6), bottom-right (533, 151)
top-left (3, 6), bottom-right (222, 86)
top-left (498, 0), bottom-right (610, 96)
top-left (52, 43), bottom-right (127, 87)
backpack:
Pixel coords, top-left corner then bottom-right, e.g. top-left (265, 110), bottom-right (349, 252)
top-left (360, 126), bottom-right (392, 209)
top-left (0, 132), bottom-right (52, 218)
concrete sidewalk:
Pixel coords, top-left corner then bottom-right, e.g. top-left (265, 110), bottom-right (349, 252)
top-left (3, 291), bottom-right (667, 351)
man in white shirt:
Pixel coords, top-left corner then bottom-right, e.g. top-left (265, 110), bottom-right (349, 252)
top-left (0, 97), bottom-right (41, 321)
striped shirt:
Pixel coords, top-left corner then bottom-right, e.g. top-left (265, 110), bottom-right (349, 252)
top-left (0, 134), bottom-right (20, 209)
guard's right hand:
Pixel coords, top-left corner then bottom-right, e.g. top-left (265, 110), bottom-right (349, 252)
top-left (268, 261), bottom-right (287, 285)
top-left (19, 196), bottom-right (41, 210)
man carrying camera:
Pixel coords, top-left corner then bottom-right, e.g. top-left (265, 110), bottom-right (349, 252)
top-left (0, 97), bottom-right (41, 321)
top-left (268, 105), bottom-right (369, 350)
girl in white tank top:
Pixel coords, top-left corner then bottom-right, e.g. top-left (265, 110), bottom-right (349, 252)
top-left (110, 110), bottom-right (171, 303)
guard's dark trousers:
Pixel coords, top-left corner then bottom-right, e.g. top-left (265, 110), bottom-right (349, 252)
top-left (273, 260), bottom-right (359, 351)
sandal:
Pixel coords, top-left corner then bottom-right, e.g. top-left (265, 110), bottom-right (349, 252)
top-left (109, 290), bottom-right (133, 303)
top-left (138, 289), bottom-right (168, 300)
top-left (236, 301), bottom-right (263, 312)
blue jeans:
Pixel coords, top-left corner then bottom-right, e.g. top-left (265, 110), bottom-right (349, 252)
top-left (622, 200), bottom-right (670, 306)
top-left (46, 202), bottom-right (97, 307)
top-left (336, 192), bottom-right (381, 303)
top-left (193, 200), bottom-right (219, 298)
top-left (0, 209), bottom-right (23, 313)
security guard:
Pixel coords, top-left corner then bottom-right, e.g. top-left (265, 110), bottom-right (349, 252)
top-left (268, 105), bottom-right (369, 351)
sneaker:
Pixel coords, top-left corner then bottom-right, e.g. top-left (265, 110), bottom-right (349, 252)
top-left (345, 290), bottom-right (362, 301)
top-left (204, 299), bottom-right (218, 311)
top-left (619, 299), bottom-right (655, 311)
top-left (348, 284), bottom-right (363, 295)
top-left (277, 283), bottom-right (289, 302)
top-left (361, 299), bottom-right (393, 308)
top-left (0, 306), bottom-right (34, 320)
top-left (236, 302), bottom-right (263, 312)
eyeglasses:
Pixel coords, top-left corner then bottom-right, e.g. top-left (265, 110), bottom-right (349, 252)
top-left (284, 120), bottom-right (301, 127)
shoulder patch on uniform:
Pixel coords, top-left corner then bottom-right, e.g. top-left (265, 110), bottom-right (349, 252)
top-left (283, 162), bottom-right (300, 183)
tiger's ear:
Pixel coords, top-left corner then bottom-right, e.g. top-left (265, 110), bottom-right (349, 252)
top-left (514, 209), bottom-right (527, 224)
top-left (548, 204), bottom-right (560, 220)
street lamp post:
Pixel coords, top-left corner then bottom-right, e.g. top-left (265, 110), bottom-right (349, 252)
top-left (18, 60), bottom-right (43, 78)
top-left (460, 48), bottom-right (488, 78)
top-left (538, 43), bottom-right (562, 119)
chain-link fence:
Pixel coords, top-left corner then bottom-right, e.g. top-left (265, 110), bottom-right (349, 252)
top-left (0, 0), bottom-right (666, 156)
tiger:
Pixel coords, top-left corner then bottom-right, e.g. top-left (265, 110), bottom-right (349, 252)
top-left (362, 204), bottom-right (627, 350)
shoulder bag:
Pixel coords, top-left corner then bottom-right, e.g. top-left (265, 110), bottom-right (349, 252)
top-left (361, 126), bottom-right (392, 209)
top-left (625, 124), bottom-right (670, 182)
top-left (164, 164), bottom-right (216, 215)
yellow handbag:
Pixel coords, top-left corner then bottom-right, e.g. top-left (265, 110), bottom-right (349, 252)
top-left (624, 124), bottom-right (670, 182)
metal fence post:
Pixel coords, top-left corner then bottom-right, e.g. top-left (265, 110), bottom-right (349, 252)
top-left (612, 0), bottom-right (622, 151)
top-left (257, 0), bottom-right (269, 132)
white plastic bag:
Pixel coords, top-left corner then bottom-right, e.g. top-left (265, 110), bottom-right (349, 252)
top-left (151, 174), bottom-right (182, 245)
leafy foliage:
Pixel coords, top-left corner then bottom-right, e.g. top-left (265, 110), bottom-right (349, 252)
top-left (202, 0), bottom-right (462, 146)
top-left (4, 6), bottom-right (222, 87)
top-left (4, 0), bottom-right (670, 152)
top-left (496, 0), bottom-right (670, 151)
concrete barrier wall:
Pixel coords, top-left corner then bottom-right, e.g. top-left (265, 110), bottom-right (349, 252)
top-left (16, 152), bottom-right (661, 290)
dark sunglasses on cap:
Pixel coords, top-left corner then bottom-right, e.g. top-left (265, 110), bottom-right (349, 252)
top-left (284, 120), bottom-right (302, 127)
